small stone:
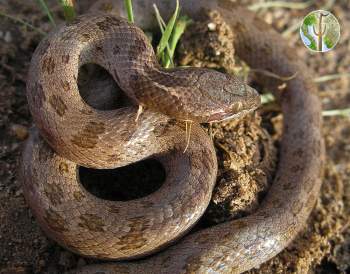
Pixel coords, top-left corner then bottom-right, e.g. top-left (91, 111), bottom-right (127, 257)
top-left (76, 258), bottom-right (87, 268)
top-left (11, 124), bottom-right (28, 140)
top-left (4, 31), bottom-right (12, 43)
top-left (58, 251), bottom-right (75, 267)
top-left (15, 189), bottom-right (23, 197)
top-left (38, 259), bottom-right (46, 267)
top-left (207, 22), bottom-right (216, 31)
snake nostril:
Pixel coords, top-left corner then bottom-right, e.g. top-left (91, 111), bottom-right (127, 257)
top-left (78, 64), bottom-right (133, 110)
top-left (78, 159), bottom-right (166, 201)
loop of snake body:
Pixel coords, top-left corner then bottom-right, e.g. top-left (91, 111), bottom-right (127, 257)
top-left (20, 0), bottom-right (325, 273)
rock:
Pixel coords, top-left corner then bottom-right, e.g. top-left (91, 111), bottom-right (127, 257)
top-left (4, 31), bottom-right (12, 43)
top-left (76, 258), bottom-right (87, 268)
top-left (58, 251), bottom-right (76, 268)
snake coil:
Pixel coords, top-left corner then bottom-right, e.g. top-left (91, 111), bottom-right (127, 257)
top-left (21, 1), bottom-right (324, 273)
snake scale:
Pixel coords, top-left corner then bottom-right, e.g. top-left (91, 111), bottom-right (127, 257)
top-left (20, 0), bottom-right (324, 273)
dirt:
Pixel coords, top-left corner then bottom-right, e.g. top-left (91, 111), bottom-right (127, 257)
top-left (0, 0), bottom-right (349, 273)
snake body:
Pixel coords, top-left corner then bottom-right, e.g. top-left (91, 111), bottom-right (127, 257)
top-left (21, 0), bottom-right (324, 273)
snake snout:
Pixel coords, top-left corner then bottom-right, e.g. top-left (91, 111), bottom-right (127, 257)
top-left (242, 85), bottom-right (261, 111)
top-left (208, 84), bottom-right (261, 122)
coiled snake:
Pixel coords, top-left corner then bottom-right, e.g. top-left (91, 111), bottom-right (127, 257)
top-left (20, 0), bottom-right (324, 273)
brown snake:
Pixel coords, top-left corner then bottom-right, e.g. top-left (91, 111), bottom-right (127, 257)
top-left (20, 0), bottom-right (324, 273)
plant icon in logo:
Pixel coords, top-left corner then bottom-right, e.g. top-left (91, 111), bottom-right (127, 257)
top-left (300, 10), bottom-right (340, 52)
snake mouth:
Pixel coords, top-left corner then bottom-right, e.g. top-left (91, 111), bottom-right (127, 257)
top-left (208, 93), bottom-right (261, 123)
top-left (208, 106), bottom-right (257, 123)
top-left (207, 84), bottom-right (261, 122)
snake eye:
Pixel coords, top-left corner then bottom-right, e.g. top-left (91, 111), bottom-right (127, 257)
top-left (197, 71), bottom-right (226, 91)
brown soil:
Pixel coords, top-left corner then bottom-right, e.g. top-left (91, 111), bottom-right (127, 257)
top-left (0, 0), bottom-right (349, 273)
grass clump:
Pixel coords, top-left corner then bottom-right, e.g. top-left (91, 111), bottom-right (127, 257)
top-left (124, 0), bottom-right (191, 68)
top-left (36, 0), bottom-right (76, 25)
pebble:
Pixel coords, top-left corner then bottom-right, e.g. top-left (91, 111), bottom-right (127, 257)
top-left (76, 258), bottom-right (87, 268)
top-left (58, 251), bottom-right (75, 267)
top-left (10, 124), bottom-right (28, 140)
top-left (38, 259), bottom-right (46, 267)
top-left (4, 31), bottom-right (12, 43)
top-left (207, 22), bottom-right (216, 31)
top-left (15, 189), bottom-right (23, 197)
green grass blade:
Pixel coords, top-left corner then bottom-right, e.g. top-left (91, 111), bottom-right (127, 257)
top-left (156, 0), bottom-right (179, 60)
top-left (153, 3), bottom-right (174, 66)
top-left (58, 0), bottom-right (76, 22)
top-left (323, 108), bottom-right (350, 117)
top-left (261, 93), bottom-right (350, 118)
top-left (36, 0), bottom-right (56, 27)
top-left (0, 11), bottom-right (46, 36)
top-left (124, 0), bottom-right (134, 23)
top-left (164, 15), bottom-right (192, 68)
top-left (153, 6), bottom-right (166, 31)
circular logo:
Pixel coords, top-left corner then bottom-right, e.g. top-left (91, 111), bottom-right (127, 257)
top-left (300, 10), bottom-right (340, 52)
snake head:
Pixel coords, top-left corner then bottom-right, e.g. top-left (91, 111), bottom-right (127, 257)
top-left (195, 69), bottom-right (261, 122)
top-left (142, 67), bottom-right (260, 123)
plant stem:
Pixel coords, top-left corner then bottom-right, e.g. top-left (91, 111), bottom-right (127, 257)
top-left (0, 11), bottom-right (46, 36)
top-left (124, 0), bottom-right (134, 23)
top-left (314, 73), bottom-right (350, 83)
top-left (262, 92), bottom-right (350, 118)
top-left (248, 0), bottom-right (313, 11)
top-left (36, 0), bottom-right (56, 27)
top-left (59, 0), bottom-right (76, 22)
top-left (322, 108), bottom-right (350, 117)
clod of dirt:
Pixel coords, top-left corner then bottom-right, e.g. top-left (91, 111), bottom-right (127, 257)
top-left (10, 124), bottom-right (29, 141)
top-left (203, 113), bottom-right (276, 224)
top-left (178, 11), bottom-right (238, 74)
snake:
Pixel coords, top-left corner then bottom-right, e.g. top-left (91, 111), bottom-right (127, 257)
top-left (20, 0), bottom-right (324, 273)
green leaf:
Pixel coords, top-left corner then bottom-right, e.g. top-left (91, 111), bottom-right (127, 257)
top-left (58, 0), bottom-right (76, 22)
top-left (304, 14), bottom-right (316, 26)
top-left (124, 0), bottom-right (134, 23)
top-left (156, 0), bottom-right (179, 60)
top-left (324, 36), bottom-right (334, 49)
top-left (36, 0), bottom-right (56, 27)
top-left (309, 40), bottom-right (317, 50)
